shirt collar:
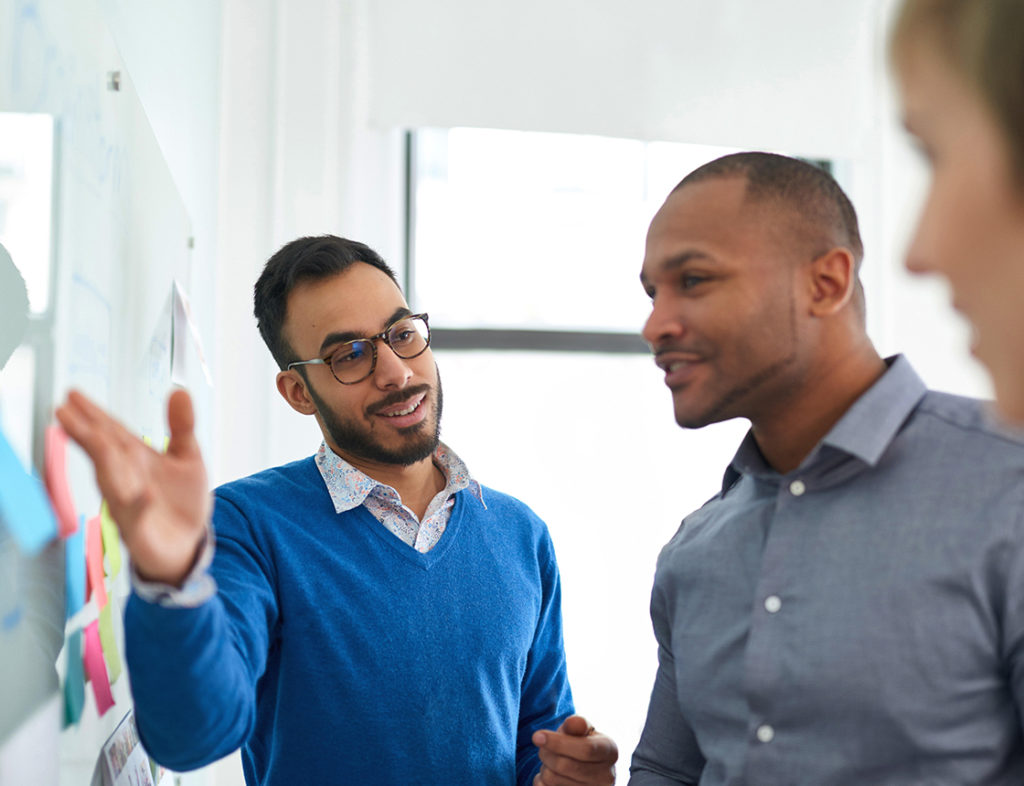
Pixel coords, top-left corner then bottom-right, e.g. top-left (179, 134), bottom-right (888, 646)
top-left (314, 440), bottom-right (485, 514)
top-left (723, 355), bottom-right (927, 491)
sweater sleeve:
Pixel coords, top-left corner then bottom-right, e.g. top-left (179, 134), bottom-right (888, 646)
top-left (124, 494), bottom-right (279, 771)
top-left (514, 526), bottom-right (575, 786)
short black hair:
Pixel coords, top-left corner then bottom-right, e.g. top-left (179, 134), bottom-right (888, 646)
top-left (674, 152), bottom-right (864, 264)
top-left (254, 235), bottom-right (399, 369)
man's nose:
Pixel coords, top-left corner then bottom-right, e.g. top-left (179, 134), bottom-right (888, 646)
top-left (642, 296), bottom-right (685, 349)
top-left (372, 340), bottom-right (414, 389)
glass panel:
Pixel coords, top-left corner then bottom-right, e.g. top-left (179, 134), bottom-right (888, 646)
top-left (433, 348), bottom-right (749, 756)
top-left (0, 113), bottom-right (54, 314)
top-left (412, 128), bottom-right (742, 333)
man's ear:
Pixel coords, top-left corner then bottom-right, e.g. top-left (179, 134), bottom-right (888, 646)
top-left (276, 370), bottom-right (319, 415)
top-left (806, 247), bottom-right (856, 317)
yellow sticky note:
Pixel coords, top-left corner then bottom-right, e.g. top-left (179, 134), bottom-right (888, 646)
top-left (141, 434), bottom-right (169, 453)
top-left (98, 601), bottom-right (122, 685)
top-left (99, 501), bottom-right (122, 578)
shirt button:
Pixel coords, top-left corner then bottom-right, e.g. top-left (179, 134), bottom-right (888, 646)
top-left (764, 595), bottom-right (782, 613)
top-left (756, 724), bottom-right (775, 743)
top-left (789, 479), bottom-right (806, 496)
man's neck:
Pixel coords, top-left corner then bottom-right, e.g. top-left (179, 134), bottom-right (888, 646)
top-left (751, 346), bottom-right (887, 475)
top-left (331, 448), bottom-right (447, 520)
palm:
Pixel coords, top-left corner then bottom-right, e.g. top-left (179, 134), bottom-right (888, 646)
top-left (57, 389), bottom-right (211, 585)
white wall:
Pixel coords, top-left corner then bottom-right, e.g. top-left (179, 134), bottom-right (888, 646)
top-left (215, 0), bottom-right (408, 485)
top-left (367, 0), bottom-right (876, 158)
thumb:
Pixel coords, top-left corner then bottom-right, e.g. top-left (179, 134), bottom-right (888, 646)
top-left (557, 715), bottom-right (594, 737)
top-left (166, 389), bottom-right (198, 456)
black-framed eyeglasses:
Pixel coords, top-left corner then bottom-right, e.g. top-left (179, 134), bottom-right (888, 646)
top-left (287, 313), bottom-right (431, 385)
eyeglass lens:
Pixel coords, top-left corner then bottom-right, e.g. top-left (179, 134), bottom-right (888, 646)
top-left (329, 316), bottom-right (429, 383)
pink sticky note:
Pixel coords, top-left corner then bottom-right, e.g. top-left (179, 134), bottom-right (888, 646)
top-left (83, 620), bottom-right (115, 716)
top-left (86, 514), bottom-right (107, 609)
top-left (44, 426), bottom-right (79, 537)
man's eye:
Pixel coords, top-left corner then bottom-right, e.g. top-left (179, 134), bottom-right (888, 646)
top-left (333, 343), bottom-right (369, 366)
top-left (681, 274), bottom-right (707, 290)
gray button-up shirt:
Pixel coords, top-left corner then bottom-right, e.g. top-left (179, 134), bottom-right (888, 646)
top-left (630, 356), bottom-right (1024, 785)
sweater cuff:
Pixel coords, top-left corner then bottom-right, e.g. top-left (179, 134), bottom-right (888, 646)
top-left (131, 526), bottom-right (217, 608)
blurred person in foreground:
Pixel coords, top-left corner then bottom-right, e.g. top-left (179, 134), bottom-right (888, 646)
top-left (890, 0), bottom-right (1024, 425)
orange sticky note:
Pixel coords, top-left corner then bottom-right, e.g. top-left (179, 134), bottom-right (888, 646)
top-left (44, 426), bottom-right (78, 537)
top-left (83, 620), bottom-right (115, 716)
top-left (86, 514), bottom-right (107, 609)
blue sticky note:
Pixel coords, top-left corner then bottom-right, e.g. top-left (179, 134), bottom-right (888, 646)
top-left (0, 426), bottom-right (58, 554)
top-left (65, 517), bottom-right (86, 618)
top-left (63, 628), bottom-right (85, 728)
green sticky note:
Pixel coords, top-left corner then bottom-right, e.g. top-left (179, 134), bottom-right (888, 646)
top-left (63, 629), bottom-right (85, 727)
top-left (99, 501), bottom-right (122, 578)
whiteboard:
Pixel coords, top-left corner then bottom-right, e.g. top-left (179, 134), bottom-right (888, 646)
top-left (0, 0), bottom-right (207, 782)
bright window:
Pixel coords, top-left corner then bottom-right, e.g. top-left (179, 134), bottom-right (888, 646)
top-left (410, 128), bottom-right (775, 754)
top-left (0, 113), bottom-right (54, 314)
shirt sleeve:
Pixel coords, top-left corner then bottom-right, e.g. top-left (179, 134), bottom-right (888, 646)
top-left (629, 575), bottom-right (705, 786)
top-left (999, 488), bottom-right (1024, 736)
top-left (123, 494), bottom-right (279, 771)
top-left (515, 526), bottom-right (575, 786)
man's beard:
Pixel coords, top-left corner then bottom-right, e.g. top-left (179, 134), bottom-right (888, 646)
top-left (307, 374), bottom-right (443, 467)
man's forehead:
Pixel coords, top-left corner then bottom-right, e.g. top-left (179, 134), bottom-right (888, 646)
top-left (643, 179), bottom-right (793, 279)
top-left (284, 266), bottom-right (408, 345)
top-left (647, 178), bottom-right (752, 243)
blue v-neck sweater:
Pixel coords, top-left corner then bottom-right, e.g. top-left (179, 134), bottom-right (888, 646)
top-left (124, 456), bottom-right (574, 785)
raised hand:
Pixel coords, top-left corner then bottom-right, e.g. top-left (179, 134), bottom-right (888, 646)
top-left (533, 714), bottom-right (618, 785)
top-left (55, 388), bottom-right (212, 586)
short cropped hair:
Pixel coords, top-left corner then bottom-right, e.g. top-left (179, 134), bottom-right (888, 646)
top-left (674, 151), bottom-right (864, 265)
top-left (254, 235), bottom-right (399, 369)
top-left (891, 0), bottom-right (1024, 185)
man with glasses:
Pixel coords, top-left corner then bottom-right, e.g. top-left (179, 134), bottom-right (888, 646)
top-left (57, 235), bottom-right (618, 786)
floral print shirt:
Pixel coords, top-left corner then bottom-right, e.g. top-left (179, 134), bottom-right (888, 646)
top-left (314, 441), bottom-right (485, 553)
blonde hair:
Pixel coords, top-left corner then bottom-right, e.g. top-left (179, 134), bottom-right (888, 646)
top-left (891, 0), bottom-right (1024, 183)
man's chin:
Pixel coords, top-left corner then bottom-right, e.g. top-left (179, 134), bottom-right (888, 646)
top-left (673, 400), bottom-right (721, 430)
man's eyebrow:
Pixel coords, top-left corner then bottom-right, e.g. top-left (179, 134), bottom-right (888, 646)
top-left (641, 251), bottom-right (717, 287)
top-left (661, 251), bottom-right (715, 270)
top-left (317, 307), bottom-right (412, 355)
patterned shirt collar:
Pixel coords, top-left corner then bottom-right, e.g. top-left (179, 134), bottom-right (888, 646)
top-left (314, 440), bottom-right (485, 514)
